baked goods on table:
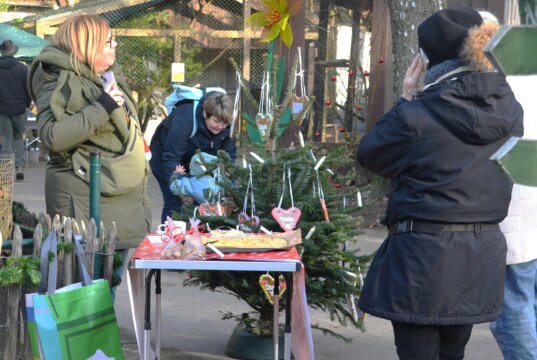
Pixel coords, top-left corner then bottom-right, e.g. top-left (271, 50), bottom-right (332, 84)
top-left (201, 228), bottom-right (302, 253)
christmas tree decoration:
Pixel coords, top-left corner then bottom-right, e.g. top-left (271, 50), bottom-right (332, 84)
top-left (314, 131), bottom-right (321, 137)
top-left (356, 105), bottom-right (363, 110)
top-left (339, 127), bottom-right (345, 133)
top-left (379, 57), bottom-right (385, 63)
top-left (290, 48), bottom-right (309, 124)
top-left (272, 165), bottom-right (301, 231)
top-left (256, 71), bottom-right (274, 142)
top-left (363, 70), bottom-right (369, 76)
top-left (325, 99), bottom-right (331, 106)
top-left (348, 69), bottom-right (355, 76)
top-left (259, 274), bottom-right (287, 305)
top-left (331, 74), bottom-right (337, 81)
top-left (238, 166), bottom-right (261, 231)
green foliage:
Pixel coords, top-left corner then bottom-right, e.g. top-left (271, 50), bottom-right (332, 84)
top-left (178, 144), bottom-right (372, 339)
top-left (0, 255), bottom-right (40, 290)
top-left (114, 10), bottom-right (203, 132)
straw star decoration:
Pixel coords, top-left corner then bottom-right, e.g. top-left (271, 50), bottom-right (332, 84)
top-left (248, 0), bottom-right (303, 48)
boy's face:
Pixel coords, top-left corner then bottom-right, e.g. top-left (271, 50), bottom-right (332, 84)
top-left (204, 111), bottom-right (228, 134)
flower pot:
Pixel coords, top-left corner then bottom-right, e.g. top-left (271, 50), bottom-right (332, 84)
top-left (225, 326), bottom-right (293, 360)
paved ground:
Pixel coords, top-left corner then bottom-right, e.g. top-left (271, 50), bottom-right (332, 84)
top-left (13, 160), bottom-right (503, 359)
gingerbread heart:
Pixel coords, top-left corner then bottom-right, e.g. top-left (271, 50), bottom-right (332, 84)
top-left (259, 274), bottom-right (287, 304)
top-left (237, 212), bottom-right (260, 231)
top-left (272, 207), bottom-right (301, 232)
top-left (256, 113), bottom-right (273, 142)
top-left (199, 203), bottom-right (224, 216)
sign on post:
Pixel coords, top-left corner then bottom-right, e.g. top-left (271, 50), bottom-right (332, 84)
top-left (171, 63), bottom-right (185, 83)
top-left (486, 22), bottom-right (537, 186)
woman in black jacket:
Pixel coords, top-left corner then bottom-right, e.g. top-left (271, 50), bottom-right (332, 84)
top-left (357, 8), bottom-right (523, 360)
top-left (150, 92), bottom-right (236, 222)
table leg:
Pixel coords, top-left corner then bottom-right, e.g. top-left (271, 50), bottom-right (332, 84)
top-left (144, 269), bottom-right (157, 360)
top-left (284, 273), bottom-right (293, 360)
top-left (273, 273), bottom-right (280, 360)
top-left (155, 270), bottom-right (162, 360)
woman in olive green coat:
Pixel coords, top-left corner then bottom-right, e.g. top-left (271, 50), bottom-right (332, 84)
top-left (28, 15), bottom-right (151, 270)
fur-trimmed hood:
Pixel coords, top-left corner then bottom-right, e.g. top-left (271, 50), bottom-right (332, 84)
top-left (461, 20), bottom-right (500, 72)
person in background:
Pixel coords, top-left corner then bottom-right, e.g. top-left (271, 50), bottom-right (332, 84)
top-left (150, 92), bottom-right (236, 222)
top-left (356, 7), bottom-right (523, 360)
top-left (0, 39), bottom-right (32, 180)
top-left (28, 14), bottom-right (151, 294)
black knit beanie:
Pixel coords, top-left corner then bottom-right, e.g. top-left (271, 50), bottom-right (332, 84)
top-left (418, 7), bottom-right (483, 67)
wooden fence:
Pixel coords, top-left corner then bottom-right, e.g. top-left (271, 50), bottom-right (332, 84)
top-left (0, 214), bottom-right (118, 360)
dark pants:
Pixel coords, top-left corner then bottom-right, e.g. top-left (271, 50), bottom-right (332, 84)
top-left (155, 174), bottom-right (183, 223)
top-left (392, 321), bottom-right (473, 360)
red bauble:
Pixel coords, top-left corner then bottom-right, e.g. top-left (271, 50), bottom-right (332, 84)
top-left (379, 57), bottom-right (385, 63)
top-left (335, 183), bottom-right (342, 188)
top-left (325, 99), bottom-right (331, 106)
top-left (331, 74), bottom-right (337, 81)
top-left (363, 70), bottom-right (370, 76)
top-left (339, 127), bottom-right (345, 133)
top-left (356, 105), bottom-right (363, 110)
top-left (348, 69), bottom-right (355, 76)
top-left (348, 85), bottom-right (353, 90)
top-left (314, 132), bottom-right (321, 137)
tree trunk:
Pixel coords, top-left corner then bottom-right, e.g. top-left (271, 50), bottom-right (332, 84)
top-left (387, 0), bottom-right (445, 103)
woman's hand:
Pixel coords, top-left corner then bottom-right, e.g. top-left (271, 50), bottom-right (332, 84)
top-left (402, 55), bottom-right (424, 100)
top-left (105, 82), bottom-right (125, 107)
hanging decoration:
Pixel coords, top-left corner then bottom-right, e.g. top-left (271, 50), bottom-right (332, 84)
top-left (238, 165), bottom-right (261, 231)
top-left (259, 273), bottom-right (287, 304)
top-left (272, 164), bottom-right (301, 231)
top-left (315, 169), bottom-right (330, 222)
top-left (247, 0), bottom-right (304, 48)
top-left (229, 71), bottom-right (242, 137)
top-left (290, 47), bottom-right (309, 124)
top-left (198, 166), bottom-right (226, 217)
top-left (255, 71), bottom-right (273, 143)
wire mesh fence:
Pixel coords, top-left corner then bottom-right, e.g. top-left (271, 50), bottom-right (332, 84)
top-left (0, 153), bottom-right (15, 240)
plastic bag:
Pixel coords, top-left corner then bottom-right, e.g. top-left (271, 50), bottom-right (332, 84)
top-left (160, 234), bottom-right (182, 259)
top-left (181, 219), bottom-right (206, 260)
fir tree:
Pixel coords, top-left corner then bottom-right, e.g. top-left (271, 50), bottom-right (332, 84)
top-left (174, 48), bottom-right (373, 340)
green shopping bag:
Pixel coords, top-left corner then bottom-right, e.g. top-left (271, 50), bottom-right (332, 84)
top-left (31, 233), bottom-right (124, 360)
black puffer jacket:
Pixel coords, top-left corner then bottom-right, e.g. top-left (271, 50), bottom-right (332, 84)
top-left (359, 72), bottom-right (523, 225)
top-left (0, 56), bottom-right (31, 116)
top-left (357, 71), bottom-right (524, 325)
top-left (150, 93), bottom-right (236, 183)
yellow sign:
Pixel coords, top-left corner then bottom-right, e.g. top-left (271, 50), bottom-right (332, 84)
top-left (171, 63), bottom-right (185, 83)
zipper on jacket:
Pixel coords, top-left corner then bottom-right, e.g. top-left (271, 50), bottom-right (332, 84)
top-left (211, 141), bottom-right (213, 149)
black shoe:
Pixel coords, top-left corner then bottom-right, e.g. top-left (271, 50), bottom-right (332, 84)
top-left (16, 172), bottom-right (24, 180)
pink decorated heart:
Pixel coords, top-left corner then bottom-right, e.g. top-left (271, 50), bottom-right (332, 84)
top-left (272, 207), bottom-right (301, 232)
top-left (255, 113), bottom-right (273, 141)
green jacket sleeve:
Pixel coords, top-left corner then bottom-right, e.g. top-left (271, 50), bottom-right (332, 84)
top-left (33, 68), bottom-right (112, 154)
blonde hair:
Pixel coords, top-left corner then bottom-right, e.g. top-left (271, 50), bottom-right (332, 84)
top-left (203, 93), bottom-right (233, 124)
top-left (53, 14), bottom-right (110, 75)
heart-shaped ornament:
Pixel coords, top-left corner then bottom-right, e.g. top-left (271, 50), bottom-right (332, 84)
top-left (237, 212), bottom-right (260, 231)
top-left (256, 113), bottom-right (273, 142)
top-left (199, 203), bottom-right (224, 216)
top-left (259, 274), bottom-right (287, 304)
top-left (271, 207), bottom-right (301, 232)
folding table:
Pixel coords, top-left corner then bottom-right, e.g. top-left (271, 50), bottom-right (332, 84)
top-left (127, 234), bottom-right (314, 360)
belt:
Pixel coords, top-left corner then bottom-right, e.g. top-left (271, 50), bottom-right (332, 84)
top-left (387, 220), bottom-right (499, 235)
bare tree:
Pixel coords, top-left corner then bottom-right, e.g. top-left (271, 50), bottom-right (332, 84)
top-left (388, 0), bottom-right (445, 102)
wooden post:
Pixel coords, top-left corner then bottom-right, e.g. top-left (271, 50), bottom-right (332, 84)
top-left (63, 218), bottom-right (74, 286)
top-left (3, 226), bottom-right (22, 360)
top-left (312, 0), bottom-right (330, 141)
top-left (104, 222), bottom-right (118, 286)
